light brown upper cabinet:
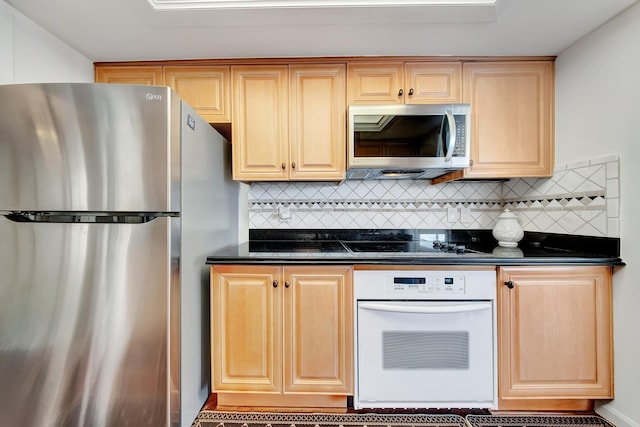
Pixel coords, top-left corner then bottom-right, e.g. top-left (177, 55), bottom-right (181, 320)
top-left (231, 65), bottom-right (289, 181)
top-left (497, 265), bottom-right (613, 411)
top-left (232, 64), bottom-right (346, 181)
top-left (462, 61), bottom-right (554, 179)
top-left (95, 65), bottom-right (163, 85)
top-left (163, 66), bottom-right (231, 123)
top-left (96, 58), bottom-right (555, 182)
top-left (347, 61), bottom-right (462, 105)
top-left (95, 64), bottom-right (231, 128)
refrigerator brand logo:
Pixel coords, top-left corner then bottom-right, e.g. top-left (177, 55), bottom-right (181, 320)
top-left (145, 93), bottom-right (163, 101)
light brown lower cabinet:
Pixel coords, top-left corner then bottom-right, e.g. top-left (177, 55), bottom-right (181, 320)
top-left (210, 265), bottom-right (353, 409)
top-left (497, 266), bottom-right (613, 411)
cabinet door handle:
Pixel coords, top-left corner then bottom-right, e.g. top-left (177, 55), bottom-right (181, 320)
top-left (398, 89), bottom-right (403, 97)
top-left (285, 281), bottom-right (290, 288)
top-left (291, 162), bottom-right (296, 169)
top-left (504, 280), bottom-right (514, 289)
top-left (408, 88), bottom-right (414, 96)
top-left (281, 163), bottom-right (286, 170)
top-left (273, 280), bottom-right (278, 288)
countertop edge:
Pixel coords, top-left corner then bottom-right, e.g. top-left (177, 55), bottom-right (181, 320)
top-left (206, 256), bottom-right (625, 267)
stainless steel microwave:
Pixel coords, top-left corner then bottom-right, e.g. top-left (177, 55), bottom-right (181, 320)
top-left (347, 104), bottom-right (471, 180)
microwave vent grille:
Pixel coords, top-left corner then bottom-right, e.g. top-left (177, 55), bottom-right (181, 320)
top-left (346, 168), bottom-right (460, 181)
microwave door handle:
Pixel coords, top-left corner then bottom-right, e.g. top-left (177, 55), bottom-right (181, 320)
top-left (444, 109), bottom-right (457, 162)
top-left (359, 302), bottom-right (492, 314)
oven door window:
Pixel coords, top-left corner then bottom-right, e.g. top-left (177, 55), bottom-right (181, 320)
top-left (357, 300), bottom-right (494, 407)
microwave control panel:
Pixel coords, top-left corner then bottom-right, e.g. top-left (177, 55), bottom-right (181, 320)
top-left (452, 116), bottom-right (466, 157)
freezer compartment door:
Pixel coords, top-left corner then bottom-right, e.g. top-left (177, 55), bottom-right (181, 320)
top-left (0, 215), bottom-right (178, 427)
top-left (0, 83), bottom-right (179, 212)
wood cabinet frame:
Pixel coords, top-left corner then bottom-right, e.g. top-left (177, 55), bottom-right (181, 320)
top-left (462, 61), bottom-right (554, 179)
top-left (94, 65), bottom-right (163, 85)
top-left (346, 61), bottom-right (462, 105)
top-left (210, 265), bottom-right (353, 409)
top-left (231, 64), bottom-right (346, 181)
top-left (164, 66), bottom-right (231, 123)
top-left (497, 265), bottom-right (613, 410)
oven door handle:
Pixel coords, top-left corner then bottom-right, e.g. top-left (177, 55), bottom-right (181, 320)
top-left (358, 301), bottom-right (492, 314)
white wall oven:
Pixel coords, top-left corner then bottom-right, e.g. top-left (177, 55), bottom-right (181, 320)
top-left (354, 269), bottom-right (497, 409)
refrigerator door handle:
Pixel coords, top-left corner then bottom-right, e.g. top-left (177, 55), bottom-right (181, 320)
top-left (3, 212), bottom-right (173, 223)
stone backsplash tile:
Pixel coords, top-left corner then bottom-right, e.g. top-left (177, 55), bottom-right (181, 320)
top-left (502, 154), bottom-right (619, 237)
top-left (249, 180), bottom-right (503, 230)
top-left (248, 155), bottom-right (620, 238)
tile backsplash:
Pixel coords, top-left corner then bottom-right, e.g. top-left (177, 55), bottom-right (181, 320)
top-left (503, 154), bottom-right (619, 238)
top-left (248, 154), bottom-right (620, 238)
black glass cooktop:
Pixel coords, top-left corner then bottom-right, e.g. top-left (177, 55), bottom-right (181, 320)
top-left (248, 240), bottom-right (348, 253)
top-left (247, 239), bottom-right (491, 255)
top-left (345, 241), bottom-right (437, 253)
top-left (242, 229), bottom-right (621, 261)
top-left (343, 240), bottom-right (490, 254)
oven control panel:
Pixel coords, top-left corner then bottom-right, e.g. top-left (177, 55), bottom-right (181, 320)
top-left (386, 275), bottom-right (465, 295)
top-left (354, 270), bottom-right (496, 301)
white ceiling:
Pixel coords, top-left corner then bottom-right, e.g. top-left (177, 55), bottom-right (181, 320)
top-left (6, 0), bottom-right (639, 62)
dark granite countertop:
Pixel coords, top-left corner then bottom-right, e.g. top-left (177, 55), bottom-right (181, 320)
top-left (206, 229), bottom-right (624, 266)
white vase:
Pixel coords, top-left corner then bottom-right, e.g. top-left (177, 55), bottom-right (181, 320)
top-left (492, 246), bottom-right (524, 258)
top-left (492, 208), bottom-right (524, 247)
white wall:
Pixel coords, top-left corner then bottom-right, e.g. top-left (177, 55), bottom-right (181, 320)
top-left (0, 0), bottom-right (93, 84)
top-left (556, 3), bottom-right (640, 426)
top-left (0, 1), bottom-right (14, 82)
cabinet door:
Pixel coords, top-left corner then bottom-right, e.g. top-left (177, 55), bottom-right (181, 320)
top-left (94, 65), bottom-right (163, 85)
top-left (283, 266), bottom-right (353, 394)
top-left (347, 62), bottom-right (404, 105)
top-left (463, 62), bottom-right (554, 178)
top-left (164, 66), bottom-right (231, 123)
top-left (211, 265), bottom-right (282, 392)
top-left (232, 66), bottom-right (289, 181)
top-left (289, 64), bottom-right (346, 181)
top-left (497, 266), bottom-right (613, 401)
top-left (404, 62), bottom-right (462, 104)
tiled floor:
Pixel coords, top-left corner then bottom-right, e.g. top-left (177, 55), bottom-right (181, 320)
top-left (193, 402), bottom-right (615, 427)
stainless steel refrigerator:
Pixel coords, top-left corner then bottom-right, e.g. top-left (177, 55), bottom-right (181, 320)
top-left (0, 83), bottom-right (239, 426)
